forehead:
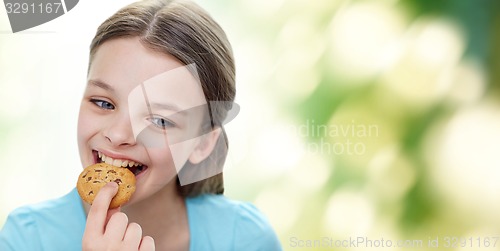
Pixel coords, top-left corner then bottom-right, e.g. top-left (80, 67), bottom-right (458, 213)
top-left (88, 37), bottom-right (207, 108)
top-left (89, 37), bottom-right (183, 87)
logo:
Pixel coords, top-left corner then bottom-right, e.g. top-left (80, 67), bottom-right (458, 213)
top-left (128, 64), bottom-right (239, 185)
top-left (3, 0), bottom-right (79, 33)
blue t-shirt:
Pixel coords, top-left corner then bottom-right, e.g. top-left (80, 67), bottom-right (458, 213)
top-left (0, 189), bottom-right (282, 251)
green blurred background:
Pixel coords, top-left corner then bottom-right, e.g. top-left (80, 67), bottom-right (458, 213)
top-left (1, 0), bottom-right (500, 250)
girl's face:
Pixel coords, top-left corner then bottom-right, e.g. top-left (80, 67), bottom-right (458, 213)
top-left (77, 37), bottom-right (211, 205)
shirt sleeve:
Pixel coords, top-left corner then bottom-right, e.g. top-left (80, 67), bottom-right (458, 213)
top-left (0, 207), bottom-right (41, 251)
top-left (232, 203), bottom-right (283, 251)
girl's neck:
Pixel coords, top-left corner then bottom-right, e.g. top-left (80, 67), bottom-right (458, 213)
top-left (123, 180), bottom-right (190, 250)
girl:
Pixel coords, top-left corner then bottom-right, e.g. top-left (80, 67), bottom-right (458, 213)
top-left (0, 0), bottom-right (282, 250)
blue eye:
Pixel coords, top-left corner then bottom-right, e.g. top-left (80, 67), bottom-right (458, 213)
top-left (90, 99), bottom-right (115, 110)
top-left (149, 116), bottom-right (176, 129)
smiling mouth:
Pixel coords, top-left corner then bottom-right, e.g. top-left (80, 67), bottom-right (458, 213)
top-left (93, 150), bottom-right (148, 176)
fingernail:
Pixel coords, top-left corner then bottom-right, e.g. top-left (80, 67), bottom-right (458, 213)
top-left (107, 182), bottom-right (118, 189)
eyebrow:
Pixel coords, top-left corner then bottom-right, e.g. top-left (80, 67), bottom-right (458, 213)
top-left (87, 79), bottom-right (115, 93)
top-left (150, 102), bottom-right (186, 115)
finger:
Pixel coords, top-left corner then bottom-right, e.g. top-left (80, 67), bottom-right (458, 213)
top-left (105, 207), bottom-right (121, 226)
top-left (139, 236), bottom-right (155, 251)
top-left (122, 222), bottom-right (142, 249)
top-left (104, 212), bottom-right (129, 242)
top-left (85, 182), bottom-right (119, 235)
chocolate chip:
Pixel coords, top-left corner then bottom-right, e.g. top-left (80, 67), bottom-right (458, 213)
top-left (95, 169), bottom-right (102, 172)
top-left (107, 170), bottom-right (117, 174)
top-left (88, 191), bottom-right (94, 195)
top-left (114, 179), bottom-right (122, 185)
top-left (87, 177), bottom-right (92, 182)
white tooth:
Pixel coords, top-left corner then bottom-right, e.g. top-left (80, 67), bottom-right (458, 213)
top-left (121, 160), bottom-right (129, 167)
top-left (98, 152), bottom-right (102, 158)
top-left (113, 159), bottom-right (122, 167)
top-left (101, 155), bottom-right (106, 162)
top-left (128, 161), bottom-right (135, 167)
top-left (134, 162), bottom-right (139, 167)
top-left (105, 157), bottom-right (113, 165)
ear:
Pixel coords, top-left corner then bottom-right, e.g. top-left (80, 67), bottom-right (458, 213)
top-left (188, 127), bottom-right (222, 164)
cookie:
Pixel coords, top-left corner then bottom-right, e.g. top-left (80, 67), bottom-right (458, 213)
top-left (77, 163), bottom-right (136, 209)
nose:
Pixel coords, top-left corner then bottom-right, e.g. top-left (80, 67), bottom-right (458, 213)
top-left (103, 112), bottom-right (136, 147)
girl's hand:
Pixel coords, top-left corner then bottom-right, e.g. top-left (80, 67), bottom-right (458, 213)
top-left (82, 182), bottom-right (155, 251)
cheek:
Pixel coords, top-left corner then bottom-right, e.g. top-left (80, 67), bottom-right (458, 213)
top-left (77, 104), bottom-right (97, 144)
top-left (77, 105), bottom-right (98, 166)
top-left (147, 147), bottom-right (179, 180)
top-left (147, 141), bottom-right (194, 173)
top-left (163, 138), bottom-right (198, 172)
top-left (147, 147), bottom-right (174, 167)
